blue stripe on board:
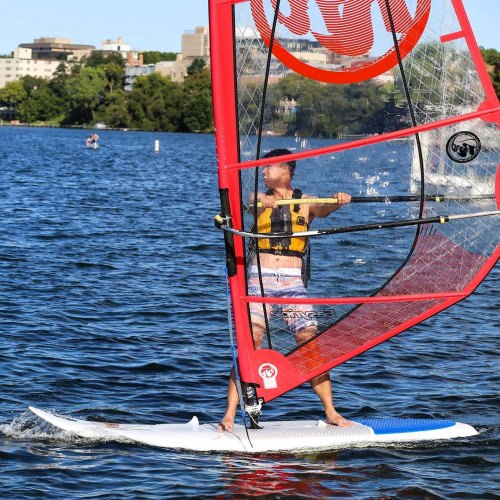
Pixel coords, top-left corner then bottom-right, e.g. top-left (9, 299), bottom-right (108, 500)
top-left (354, 419), bottom-right (456, 435)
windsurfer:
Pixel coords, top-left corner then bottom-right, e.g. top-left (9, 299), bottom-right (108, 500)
top-left (218, 148), bottom-right (353, 432)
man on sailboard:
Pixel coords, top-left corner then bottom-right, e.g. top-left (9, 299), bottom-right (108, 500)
top-left (219, 148), bottom-right (353, 432)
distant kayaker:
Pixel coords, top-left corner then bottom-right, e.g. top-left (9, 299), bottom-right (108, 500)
top-left (86, 133), bottom-right (99, 146)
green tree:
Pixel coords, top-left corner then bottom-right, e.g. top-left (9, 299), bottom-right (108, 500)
top-left (33, 85), bottom-right (64, 122)
top-left (64, 66), bottom-right (107, 124)
top-left (264, 73), bottom-right (391, 138)
top-left (187, 58), bottom-right (207, 76)
top-left (0, 80), bottom-right (28, 106)
top-left (481, 48), bottom-right (500, 97)
top-left (127, 72), bottom-right (183, 131)
top-left (181, 68), bottom-right (213, 132)
top-left (17, 83), bottom-right (63, 123)
top-left (0, 80), bottom-right (28, 119)
top-left (102, 52), bottom-right (125, 67)
top-left (84, 51), bottom-right (107, 67)
top-left (16, 76), bottom-right (46, 122)
top-left (49, 62), bottom-right (71, 98)
top-left (103, 62), bottom-right (125, 93)
top-left (98, 90), bottom-right (131, 129)
top-left (142, 51), bottom-right (177, 64)
top-left (83, 52), bottom-right (125, 93)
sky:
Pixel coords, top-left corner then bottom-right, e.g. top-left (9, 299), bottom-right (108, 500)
top-left (0, 0), bottom-right (498, 55)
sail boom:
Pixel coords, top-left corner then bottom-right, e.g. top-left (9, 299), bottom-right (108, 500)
top-left (244, 194), bottom-right (495, 208)
top-left (220, 210), bottom-right (500, 238)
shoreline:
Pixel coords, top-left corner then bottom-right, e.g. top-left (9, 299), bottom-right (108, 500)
top-left (0, 122), bottom-right (214, 134)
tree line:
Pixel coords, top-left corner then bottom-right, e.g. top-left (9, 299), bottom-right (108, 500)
top-left (0, 47), bottom-right (498, 136)
top-left (250, 47), bottom-right (500, 138)
top-left (0, 52), bottom-right (214, 133)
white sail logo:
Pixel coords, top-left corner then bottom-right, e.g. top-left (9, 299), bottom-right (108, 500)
top-left (446, 132), bottom-right (481, 163)
top-left (259, 363), bottom-right (278, 389)
top-left (250, 0), bottom-right (431, 83)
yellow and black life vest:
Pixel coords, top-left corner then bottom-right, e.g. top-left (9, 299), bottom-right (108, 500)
top-left (257, 189), bottom-right (309, 257)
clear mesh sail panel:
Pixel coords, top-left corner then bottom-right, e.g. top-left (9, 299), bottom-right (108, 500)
top-left (232, 1), bottom-right (499, 364)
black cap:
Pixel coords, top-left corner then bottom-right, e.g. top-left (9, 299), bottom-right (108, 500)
top-left (262, 148), bottom-right (296, 175)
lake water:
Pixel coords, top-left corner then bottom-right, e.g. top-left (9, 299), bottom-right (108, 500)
top-left (0, 126), bottom-right (498, 498)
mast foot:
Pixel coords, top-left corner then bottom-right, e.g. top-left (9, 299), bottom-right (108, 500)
top-left (245, 401), bottom-right (263, 429)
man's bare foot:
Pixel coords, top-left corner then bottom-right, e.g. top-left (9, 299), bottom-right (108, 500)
top-left (217, 414), bottom-right (234, 432)
top-left (326, 412), bottom-right (354, 427)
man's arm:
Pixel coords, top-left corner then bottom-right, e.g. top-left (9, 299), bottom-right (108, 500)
top-left (248, 192), bottom-right (276, 214)
top-left (309, 192), bottom-right (351, 218)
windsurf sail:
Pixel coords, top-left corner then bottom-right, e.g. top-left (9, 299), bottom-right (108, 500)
top-left (209, 0), bottom-right (499, 414)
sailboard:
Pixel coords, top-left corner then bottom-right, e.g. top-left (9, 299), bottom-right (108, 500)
top-left (29, 407), bottom-right (477, 452)
top-left (210, 0), bottom-right (499, 430)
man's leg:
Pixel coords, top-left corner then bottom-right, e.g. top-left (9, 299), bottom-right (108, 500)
top-left (218, 367), bottom-right (238, 432)
top-left (297, 327), bottom-right (353, 427)
top-left (310, 372), bottom-right (353, 426)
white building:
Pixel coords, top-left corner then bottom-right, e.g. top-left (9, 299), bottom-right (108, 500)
top-left (0, 48), bottom-right (62, 88)
top-left (101, 37), bottom-right (137, 60)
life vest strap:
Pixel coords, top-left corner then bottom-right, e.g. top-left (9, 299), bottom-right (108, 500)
top-left (258, 249), bottom-right (305, 258)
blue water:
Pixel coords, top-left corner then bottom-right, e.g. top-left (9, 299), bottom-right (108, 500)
top-left (0, 126), bottom-right (498, 498)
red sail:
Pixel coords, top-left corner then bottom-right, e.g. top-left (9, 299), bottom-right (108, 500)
top-left (210, 0), bottom-right (500, 404)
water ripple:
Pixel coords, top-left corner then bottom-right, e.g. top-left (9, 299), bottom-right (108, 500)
top-left (0, 127), bottom-right (497, 497)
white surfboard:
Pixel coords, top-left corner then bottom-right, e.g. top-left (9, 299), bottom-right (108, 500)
top-left (29, 406), bottom-right (477, 453)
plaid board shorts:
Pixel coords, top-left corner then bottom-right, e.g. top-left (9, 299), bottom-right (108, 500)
top-left (247, 266), bottom-right (318, 334)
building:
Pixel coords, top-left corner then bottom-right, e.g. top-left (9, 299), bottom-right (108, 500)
top-left (127, 52), bottom-right (144, 67)
top-left (100, 37), bottom-right (140, 61)
top-left (0, 37), bottom-right (94, 88)
top-left (180, 26), bottom-right (210, 70)
top-left (124, 58), bottom-right (189, 90)
top-left (291, 51), bottom-right (328, 67)
top-left (125, 26), bottom-right (210, 89)
top-left (154, 59), bottom-right (188, 83)
top-left (0, 48), bottom-right (63, 88)
top-left (19, 37), bottom-right (95, 61)
top-left (182, 26), bottom-right (210, 59)
top-left (124, 64), bottom-right (156, 91)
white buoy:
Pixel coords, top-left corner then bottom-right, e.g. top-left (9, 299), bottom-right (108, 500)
top-left (154, 140), bottom-right (160, 152)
